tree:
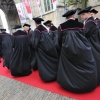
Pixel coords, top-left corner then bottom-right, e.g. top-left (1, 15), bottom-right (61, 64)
top-left (66, 0), bottom-right (89, 8)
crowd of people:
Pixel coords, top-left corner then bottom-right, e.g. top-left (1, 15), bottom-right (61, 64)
top-left (0, 6), bottom-right (100, 93)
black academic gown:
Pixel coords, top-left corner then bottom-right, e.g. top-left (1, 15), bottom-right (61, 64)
top-left (57, 19), bottom-right (97, 93)
top-left (49, 25), bottom-right (57, 40)
top-left (0, 32), bottom-right (13, 69)
top-left (83, 17), bottom-right (100, 85)
top-left (32, 25), bottom-right (59, 82)
top-left (10, 30), bottom-right (32, 76)
top-left (49, 26), bottom-right (60, 54)
top-left (29, 30), bottom-right (37, 70)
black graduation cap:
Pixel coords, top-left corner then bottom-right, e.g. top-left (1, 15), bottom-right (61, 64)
top-left (62, 9), bottom-right (77, 17)
top-left (90, 9), bottom-right (98, 14)
top-left (0, 29), bottom-right (6, 31)
top-left (43, 20), bottom-right (52, 25)
top-left (78, 6), bottom-right (92, 15)
top-left (13, 25), bottom-right (22, 29)
top-left (23, 23), bottom-right (31, 27)
top-left (33, 17), bottom-right (44, 23)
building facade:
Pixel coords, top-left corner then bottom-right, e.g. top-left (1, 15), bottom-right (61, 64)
top-left (21, 0), bottom-right (66, 29)
top-left (18, 0), bottom-right (100, 29)
top-left (0, 0), bottom-right (100, 32)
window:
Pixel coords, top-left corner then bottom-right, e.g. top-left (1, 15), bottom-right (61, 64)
top-left (43, 0), bottom-right (53, 12)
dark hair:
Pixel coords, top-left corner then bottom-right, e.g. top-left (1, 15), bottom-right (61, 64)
top-left (36, 22), bottom-right (41, 24)
top-left (66, 15), bottom-right (74, 19)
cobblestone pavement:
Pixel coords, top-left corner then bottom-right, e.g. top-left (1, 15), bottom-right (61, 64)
top-left (0, 76), bottom-right (75, 100)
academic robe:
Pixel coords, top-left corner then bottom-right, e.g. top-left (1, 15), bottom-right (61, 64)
top-left (23, 29), bottom-right (37, 70)
top-left (32, 25), bottom-right (59, 82)
top-left (29, 30), bottom-right (37, 70)
top-left (57, 19), bottom-right (97, 93)
top-left (0, 32), bottom-right (13, 69)
top-left (83, 17), bottom-right (100, 85)
top-left (10, 30), bottom-right (32, 76)
top-left (49, 25), bottom-right (57, 40)
top-left (49, 26), bottom-right (60, 55)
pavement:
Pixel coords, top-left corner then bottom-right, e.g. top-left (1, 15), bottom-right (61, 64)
top-left (0, 75), bottom-right (75, 100)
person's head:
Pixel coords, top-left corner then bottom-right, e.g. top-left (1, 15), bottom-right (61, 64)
top-left (33, 17), bottom-right (44, 27)
top-left (91, 13), bottom-right (96, 19)
top-left (43, 20), bottom-right (52, 28)
top-left (78, 6), bottom-right (92, 21)
top-left (23, 24), bottom-right (31, 31)
top-left (66, 15), bottom-right (76, 20)
top-left (90, 9), bottom-right (98, 19)
top-left (35, 21), bottom-right (41, 27)
top-left (80, 12), bottom-right (91, 21)
top-left (62, 9), bottom-right (76, 20)
top-left (12, 25), bottom-right (22, 32)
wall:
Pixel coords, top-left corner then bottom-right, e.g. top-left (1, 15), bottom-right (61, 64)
top-left (88, 0), bottom-right (100, 18)
top-left (14, 0), bottom-right (100, 30)
top-left (14, 0), bottom-right (66, 29)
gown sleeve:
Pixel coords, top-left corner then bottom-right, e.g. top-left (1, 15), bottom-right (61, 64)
top-left (83, 21), bottom-right (96, 38)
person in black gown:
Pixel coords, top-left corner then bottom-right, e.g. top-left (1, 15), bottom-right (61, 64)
top-left (43, 20), bottom-right (57, 39)
top-left (44, 20), bottom-right (60, 55)
top-left (23, 23), bottom-right (31, 34)
top-left (23, 23), bottom-right (37, 70)
top-left (90, 9), bottom-right (99, 20)
top-left (10, 25), bottom-right (32, 76)
top-left (31, 17), bottom-right (59, 82)
top-left (43, 20), bottom-right (57, 31)
top-left (90, 9), bottom-right (100, 30)
top-left (0, 29), bottom-right (13, 69)
top-left (57, 9), bottom-right (97, 93)
top-left (78, 6), bottom-right (100, 85)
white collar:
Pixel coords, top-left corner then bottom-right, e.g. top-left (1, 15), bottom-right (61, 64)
top-left (67, 18), bottom-right (75, 21)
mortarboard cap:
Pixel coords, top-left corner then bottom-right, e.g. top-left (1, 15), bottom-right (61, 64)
top-left (23, 23), bottom-right (31, 27)
top-left (33, 17), bottom-right (44, 23)
top-left (90, 9), bottom-right (98, 14)
top-left (78, 6), bottom-right (92, 15)
top-left (62, 9), bottom-right (77, 17)
top-left (13, 25), bottom-right (22, 29)
top-left (43, 20), bottom-right (52, 25)
top-left (0, 29), bottom-right (6, 31)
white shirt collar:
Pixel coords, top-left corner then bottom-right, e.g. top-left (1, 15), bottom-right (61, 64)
top-left (67, 18), bottom-right (75, 21)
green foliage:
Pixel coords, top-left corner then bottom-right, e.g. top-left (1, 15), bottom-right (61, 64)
top-left (65, 0), bottom-right (89, 7)
top-left (67, 0), bottom-right (79, 6)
